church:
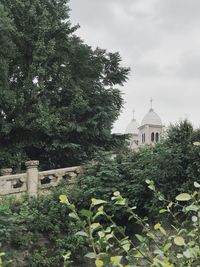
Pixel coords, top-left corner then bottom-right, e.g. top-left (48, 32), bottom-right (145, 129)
top-left (125, 100), bottom-right (164, 150)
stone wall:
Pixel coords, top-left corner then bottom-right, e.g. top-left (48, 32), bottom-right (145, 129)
top-left (0, 161), bottom-right (82, 198)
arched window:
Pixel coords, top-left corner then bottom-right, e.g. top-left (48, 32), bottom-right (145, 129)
top-left (155, 133), bottom-right (159, 142)
top-left (142, 133), bottom-right (145, 143)
top-left (151, 132), bottom-right (154, 142)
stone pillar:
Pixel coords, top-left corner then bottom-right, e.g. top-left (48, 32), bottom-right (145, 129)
top-left (25, 160), bottom-right (39, 198)
top-left (0, 168), bottom-right (13, 176)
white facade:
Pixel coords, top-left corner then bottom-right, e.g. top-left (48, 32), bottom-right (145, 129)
top-left (125, 106), bottom-right (163, 150)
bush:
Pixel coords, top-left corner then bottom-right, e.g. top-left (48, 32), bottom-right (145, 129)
top-left (0, 184), bottom-right (87, 267)
top-left (77, 121), bottom-right (200, 218)
top-left (61, 181), bottom-right (200, 267)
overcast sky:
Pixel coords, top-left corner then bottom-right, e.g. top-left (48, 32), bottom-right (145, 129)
top-left (69, 0), bottom-right (200, 133)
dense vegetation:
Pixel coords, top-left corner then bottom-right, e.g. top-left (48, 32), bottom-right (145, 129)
top-left (61, 185), bottom-right (200, 267)
top-left (0, 187), bottom-right (87, 267)
top-left (0, 0), bottom-right (129, 170)
top-left (0, 121), bottom-right (200, 266)
top-left (77, 120), bottom-right (200, 217)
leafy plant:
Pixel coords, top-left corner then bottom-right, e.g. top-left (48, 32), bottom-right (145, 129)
top-left (77, 122), bottom-right (200, 218)
top-left (0, 252), bottom-right (11, 267)
top-left (60, 181), bottom-right (200, 267)
top-left (0, 185), bottom-right (87, 267)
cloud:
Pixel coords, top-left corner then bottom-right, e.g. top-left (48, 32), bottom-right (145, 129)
top-left (69, 0), bottom-right (200, 132)
top-left (70, 0), bottom-right (162, 55)
top-left (177, 51), bottom-right (200, 80)
top-left (154, 0), bottom-right (200, 31)
top-left (134, 62), bottom-right (163, 77)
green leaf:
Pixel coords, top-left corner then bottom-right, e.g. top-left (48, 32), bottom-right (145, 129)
top-left (176, 193), bottom-right (191, 201)
top-left (130, 206), bottom-right (137, 210)
top-left (59, 195), bottom-right (69, 203)
top-left (80, 209), bottom-right (93, 218)
top-left (115, 199), bottom-right (126, 205)
top-left (192, 216), bottom-right (197, 222)
top-left (145, 179), bottom-right (151, 184)
top-left (185, 204), bottom-right (198, 212)
top-left (174, 236), bottom-right (185, 246)
top-left (105, 227), bottom-right (111, 233)
top-left (110, 256), bottom-right (122, 265)
top-left (183, 248), bottom-right (195, 259)
top-left (93, 211), bottom-right (104, 220)
top-left (176, 253), bottom-right (183, 258)
top-left (98, 231), bottom-right (105, 238)
top-left (159, 209), bottom-right (168, 213)
top-left (95, 259), bottom-right (104, 267)
top-left (167, 201), bottom-right (173, 209)
top-left (163, 243), bottom-right (172, 252)
top-left (148, 184), bottom-right (155, 191)
top-left (91, 223), bottom-right (101, 232)
top-left (91, 198), bottom-right (107, 206)
top-left (122, 243), bottom-right (130, 252)
top-left (153, 249), bottom-right (164, 256)
top-left (75, 231), bottom-right (88, 237)
top-left (85, 252), bottom-right (96, 259)
top-left (98, 206), bottom-right (104, 212)
top-left (135, 234), bottom-right (145, 242)
top-left (113, 191), bottom-right (120, 196)
top-left (154, 223), bottom-right (161, 230)
top-left (159, 226), bottom-right (167, 236)
top-left (105, 233), bottom-right (114, 240)
top-left (63, 251), bottom-right (71, 260)
top-left (146, 232), bottom-right (155, 239)
top-left (193, 141), bottom-right (200, 146)
top-left (194, 181), bottom-right (200, 188)
top-left (69, 212), bottom-right (78, 220)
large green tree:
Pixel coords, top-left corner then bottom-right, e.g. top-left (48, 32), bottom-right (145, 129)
top-left (0, 0), bottom-right (129, 170)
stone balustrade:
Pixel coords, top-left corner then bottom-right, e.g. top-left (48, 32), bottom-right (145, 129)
top-left (0, 161), bottom-right (82, 198)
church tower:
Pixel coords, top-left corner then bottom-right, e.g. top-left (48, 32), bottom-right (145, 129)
top-left (138, 99), bottom-right (163, 145)
top-left (125, 109), bottom-right (140, 150)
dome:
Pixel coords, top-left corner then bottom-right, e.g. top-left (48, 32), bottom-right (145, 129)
top-left (125, 119), bottom-right (139, 134)
top-left (141, 108), bottom-right (162, 126)
top-left (125, 109), bottom-right (139, 134)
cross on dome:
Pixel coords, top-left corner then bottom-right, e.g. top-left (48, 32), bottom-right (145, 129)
top-left (132, 108), bottom-right (135, 120)
top-left (150, 97), bottom-right (153, 110)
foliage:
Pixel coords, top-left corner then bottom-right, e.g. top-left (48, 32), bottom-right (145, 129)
top-left (60, 182), bottom-right (200, 267)
top-left (77, 121), bottom-right (200, 217)
top-left (0, 252), bottom-right (12, 267)
top-left (0, 0), bottom-right (129, 170)
top-left (76, 151), bottom-right (123, 209)
top-left (0, 185), bottom-right (87, 267)
top-left (0, 122), bottom-right (200, 266)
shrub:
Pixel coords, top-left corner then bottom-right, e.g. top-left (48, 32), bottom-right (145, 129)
top-left (0, 184), bottom-right (87, 267)
top-left (77, 123), bottom-right (200, 218)
top-left (60, 181), bottom-right (200, 267)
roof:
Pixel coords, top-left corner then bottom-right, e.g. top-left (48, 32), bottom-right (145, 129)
top-left (141, 108), bottom-right (162, 126)
top-left (125, 118), bottom-right (139, 134)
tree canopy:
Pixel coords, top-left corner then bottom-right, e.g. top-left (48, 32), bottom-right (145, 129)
top-left (77, 120), bottom-right (200, 217)
top-left (0, 0), bottom-right (130, 170)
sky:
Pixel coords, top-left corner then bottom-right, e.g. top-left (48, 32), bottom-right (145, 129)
top-left (69, 0), bottom-right (200, 133)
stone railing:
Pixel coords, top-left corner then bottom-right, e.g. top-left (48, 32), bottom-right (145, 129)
top-left (0, 161), bottom-right (82, 198)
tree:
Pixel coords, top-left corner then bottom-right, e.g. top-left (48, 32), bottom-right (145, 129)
top-left (76, 120), bottom-right (200, 217)
top-left (0, 0), bottom-right (129, 170)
